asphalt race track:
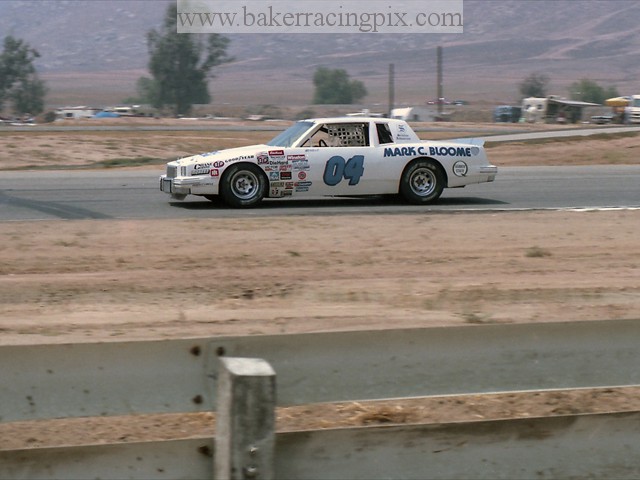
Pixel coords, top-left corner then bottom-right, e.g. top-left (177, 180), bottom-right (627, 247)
top-left (1, 165), bottom-right (639, 221)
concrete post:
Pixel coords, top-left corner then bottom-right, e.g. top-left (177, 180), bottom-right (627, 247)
top-left (215, 357), bottom-right (276, 480)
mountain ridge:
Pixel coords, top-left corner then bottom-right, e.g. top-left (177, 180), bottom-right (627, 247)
top-left (2, 0), bottom-right (639, 105)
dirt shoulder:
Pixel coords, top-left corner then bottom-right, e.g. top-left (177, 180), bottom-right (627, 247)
top-left (1, 211), bottom-right (639, 345)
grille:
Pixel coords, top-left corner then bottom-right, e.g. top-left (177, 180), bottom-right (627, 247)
top-left (166, 165), bottom-right (178, 178)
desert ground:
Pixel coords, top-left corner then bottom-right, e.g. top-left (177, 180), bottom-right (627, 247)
top-left (0, 121), bottom-right (639, 450)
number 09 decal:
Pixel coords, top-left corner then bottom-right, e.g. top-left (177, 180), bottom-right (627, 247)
top-left (323, 155), bottom-right (365, 186)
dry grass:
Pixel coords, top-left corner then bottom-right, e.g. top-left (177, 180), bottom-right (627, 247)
top-left (1, 121), bottom-right (639, 170)
top-left (0, 129), bottom-right (277, 170)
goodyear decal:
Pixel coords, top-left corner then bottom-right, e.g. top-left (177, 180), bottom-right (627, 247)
top-left (384, 146), bottom-right (478, 157)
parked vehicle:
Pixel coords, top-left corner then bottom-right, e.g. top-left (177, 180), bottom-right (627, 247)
top-left (493, 106), bottom-right (522, 123)
top-left (625, 95), bottom-right (640, 124)
top-left (522, 96), bottom-right (599, 124)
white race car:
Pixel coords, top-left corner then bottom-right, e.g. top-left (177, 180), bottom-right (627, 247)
top-left (159, 117), bottom-right (497, 207)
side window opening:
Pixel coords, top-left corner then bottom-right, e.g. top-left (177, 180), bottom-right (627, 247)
top-left (305, 123), bottom-right (370, 147)
top-left (376, 123), bottom-right (394, 144)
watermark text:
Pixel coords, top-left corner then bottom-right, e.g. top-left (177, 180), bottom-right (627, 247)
top-left (177, 0), bottom-right (463, 34)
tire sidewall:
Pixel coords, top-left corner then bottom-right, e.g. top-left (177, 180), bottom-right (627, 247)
top-left (400, 160), bottom-right (444, 204)
top-left (220, 164), bottom-right (266, 208)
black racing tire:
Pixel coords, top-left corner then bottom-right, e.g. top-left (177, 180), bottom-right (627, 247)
top-left (399, 160), bottom-right (445, 204)
top-left (220, 164), bottom-right (266, 208)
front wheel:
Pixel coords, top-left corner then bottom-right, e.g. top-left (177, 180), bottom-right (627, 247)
top-left (220, 164), bottom-right (266, 208)
top-left (399, 160), bottom-right (445, 204)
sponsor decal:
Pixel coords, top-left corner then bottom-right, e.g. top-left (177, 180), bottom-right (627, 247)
top-left (296, 186), bottom-right (310, 192)
top-left (269, 149), bottom-right (285, 157)
top-left (298, 171), bottom-right (307, 180)
top-left (257, 153), bottom-right (269, 164)
top-left (279, 165), bottom-right (292, 172)
top-left (200, 151), bottom-right (220, 157)
top-left (292, 159), bottom-right (310, 171)
top-left (270, 186), bottom-right (293, 197)
top-left (192, 167), bottom-right (211, 175)
top-left (269, 171), bottom-right (280, 181)
top-left (194, 163), bottom-right (213, 169)
top-left (396, 124), bottom-right (412, 140)
top-left (213, 161), bottom-right (225, 168)
top-left (210, 169), bottom-right (220, 177)
top-left (269, 159), bottom-right (288, 166)
top-left (270, 181), bottom-right (285, 187)
top-left (383, 145), bottom-right (477, 158)
top-left (226, 154), bottom-right (255, 163)
top-left (295, 181), bottom-right (312, 187)
top-left (453, 161), bottom-right (468, 177)
top-left (280, 171), bottom-right (292, 180)
top-left (287, 154), bottom-right (306, 161)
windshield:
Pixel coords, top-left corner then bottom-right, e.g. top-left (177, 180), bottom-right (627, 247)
top-left (267, 121), bottom-right (314, 147)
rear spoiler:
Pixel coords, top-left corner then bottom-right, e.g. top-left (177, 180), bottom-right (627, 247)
top-left (449, 137), bottom-right (485, 146)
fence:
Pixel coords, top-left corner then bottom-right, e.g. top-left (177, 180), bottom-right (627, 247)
top-left (2, 318), bottom-right (640, 478)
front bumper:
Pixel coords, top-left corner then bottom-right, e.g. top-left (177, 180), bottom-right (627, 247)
top-left (160, 175), bottom-right (190, 196)
top-left (159, 175), bottom-right (219, 198)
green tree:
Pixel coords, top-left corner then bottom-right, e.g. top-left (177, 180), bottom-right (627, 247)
top-left (313, 67), bottom-right (368, 104)
top-left (0, 36), bottom-right (47, 115)
top-left (569, 78), bottom-right (618, 104)
top-left (11, 75), bottom-right (47, 115)
top-left (122, 77), bottom-right (160, 105)
top-left (519, 73), bottom-right (549, 98)
top-left (142, 4), bottom-right (232, 115)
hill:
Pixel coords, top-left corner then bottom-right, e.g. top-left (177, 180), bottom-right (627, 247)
top-left (1, 0), bottom-right (639, 107)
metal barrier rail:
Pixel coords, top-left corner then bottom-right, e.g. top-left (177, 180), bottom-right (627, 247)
top-left (2, 411), bottom-right (640, 479)
top-left (2, 318), bottom-right (640, 422)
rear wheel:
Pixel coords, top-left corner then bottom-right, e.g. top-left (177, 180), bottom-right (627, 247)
top-left (399, 160), bottom-right (445, 204)
top-left (220, 164), bottom-right (266, 208)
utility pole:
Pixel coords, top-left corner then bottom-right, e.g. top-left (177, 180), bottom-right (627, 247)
top-left (437, 46), bottom-right (443, 117)
top-left (388, 63), bottom-right (395, 118)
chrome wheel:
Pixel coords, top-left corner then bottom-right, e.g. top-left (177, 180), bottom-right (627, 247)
top-left (230, 170), bottom-right (260, 200)
top-left (409, 167), bottom-right (437, 197)
top-left (399, 160), bottom-right (444, 204)
top-left (220, 164), bottom-right (266, 208)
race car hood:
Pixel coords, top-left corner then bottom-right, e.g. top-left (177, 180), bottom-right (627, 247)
top-left (173, 144), bottom-right (267, 166)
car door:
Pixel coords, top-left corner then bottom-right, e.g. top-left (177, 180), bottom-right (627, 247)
top-left (289, 121), bottom-right (387, 197)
